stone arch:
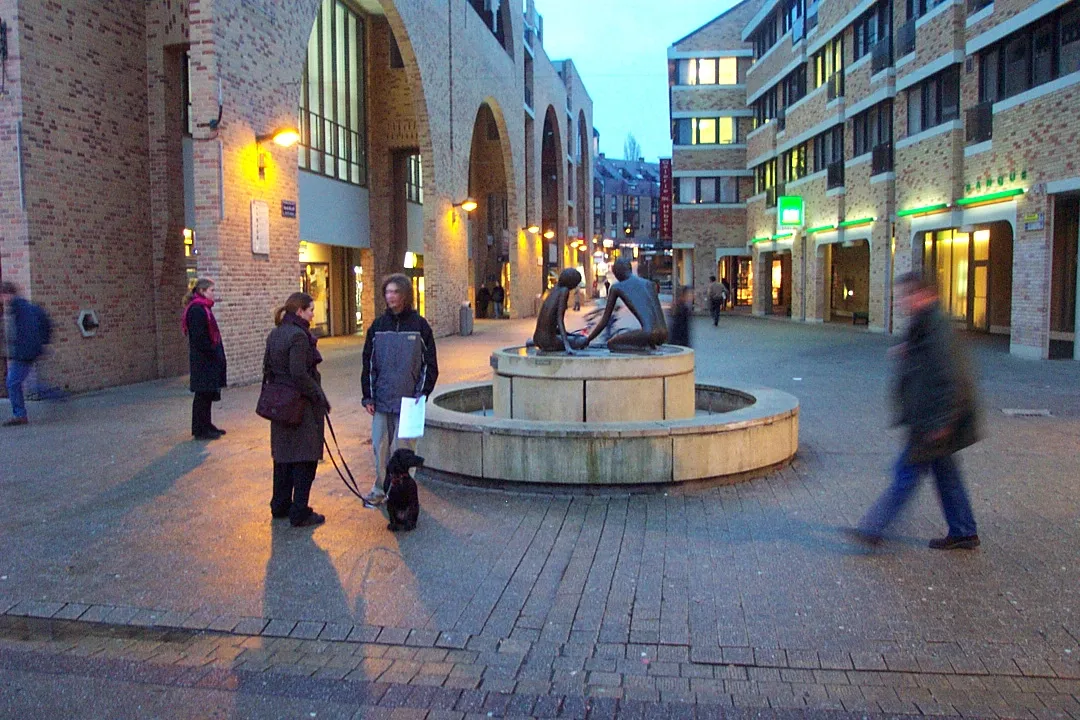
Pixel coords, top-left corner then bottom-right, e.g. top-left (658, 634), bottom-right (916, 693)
top-left (541, 104), bottom-right (565, 288)
top-left (467, 99), bottom-right (518, 316)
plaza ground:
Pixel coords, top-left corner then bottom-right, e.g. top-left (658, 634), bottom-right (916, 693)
top-left (1, 307), bottom-right (1079, 719)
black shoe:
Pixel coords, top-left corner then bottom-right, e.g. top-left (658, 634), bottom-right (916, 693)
top-left (292, 512), bottom-right (326, 528)
top-left (193, 429), bottom-right (224, 440)
top-left (928, 534), bottom-right (980, 550)
top-left (844, 527), bottom-right (883, 547)
top-left (271, 508), bottom-right (290, 519)
top-left (209, 425), bottom-right (227, 435)
top-left (3, 417), bottom-right (29, 427)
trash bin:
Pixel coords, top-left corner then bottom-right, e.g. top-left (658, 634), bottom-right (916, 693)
top-left (459, 302), bottom-right (474, 336)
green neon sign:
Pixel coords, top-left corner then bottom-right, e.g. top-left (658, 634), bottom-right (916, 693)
top-left (806, 223), bottom-right (837, 234)
top-left (838, 217), bottom-right (875, 228)
top-left (955, 188), bottom-right (1025, 207)
top-left (777, 196), bottom-right (804, 227)
top-left (897, 202), bottom-right (950, 218)
top-left (751, 236), bottom-right (771, 244)
top-left (771, 232), bottom-right (794, 240)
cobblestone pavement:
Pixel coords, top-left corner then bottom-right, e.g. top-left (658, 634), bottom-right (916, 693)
top-left (2, 310), bottom-right (1079, 718)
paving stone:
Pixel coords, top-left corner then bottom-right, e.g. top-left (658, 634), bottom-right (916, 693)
top-left (52, 603), bottom-right (92, 621)
top-left (378, 628), bottom-right (410, 645)
top-left (232, 617), bottom-right (269, 636)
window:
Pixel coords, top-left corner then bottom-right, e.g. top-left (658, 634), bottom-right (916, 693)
top-left (853, 1), bottom-right (891, 60)
top-left (751, 16), bottom-right (779, 58)
top-left (813, 37), bottom-right (844, 90)
top-left (753, 89), bottom-right (778, 126)
top-left (782, 144), bottom-right (808, 182)
top-left (782, 0), bottom-right (804, 34)
top-left (906, 65), bottom-right (959, 134)
top-left (675, 57), bottom-right (740, 85)
top-left (593, 195), bottom-right (603, 229)
top-left (675, 177), bottom-right (740, 203)
top-left (755, 160), bottom-right (778, 194)
top-left (651, 209), bottom-right (659, 234)
top-left (851, 100), bottom-right (893, 155)
top-left (906, 0), bottom-right (947, 22)
top-left (181, 52), bottom-right (194, 137)
top-left (609, 196), bottom-right (617, 211)
top-left (299, 0), bottom-right (366, 185)
top-left (673, 117), bottom-right (737, 145)
top-left (813, 126), bottom-right (844, 171)
top-left (979, 3), bottom-right (1080, 104)
top-left (781, 65), bottom-right (807, 106)
top-left (405, 154), bottom-right (423, 203)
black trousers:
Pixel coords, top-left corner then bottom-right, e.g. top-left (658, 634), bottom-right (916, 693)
top-left (192, 392), bottom-right (216, 435)
top-left (710, 300), bottom-right (722, 326)
top-left (271, 461), bottom-right (318, 524)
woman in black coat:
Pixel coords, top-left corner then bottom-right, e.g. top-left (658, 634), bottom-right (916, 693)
top-left (264, 292), bottom-right (330, 527)
top-left (182, 278), bottom-right (228, 439)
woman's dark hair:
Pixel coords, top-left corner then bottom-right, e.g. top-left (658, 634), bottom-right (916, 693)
top-left (183, 278), bottom-right (214, 305)
top-left (274, 292), bottom-right (314, 326)
top-left (381, 273), bottom-right (414, 312)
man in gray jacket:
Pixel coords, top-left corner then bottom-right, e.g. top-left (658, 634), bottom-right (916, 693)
top-left (361, 274), bottom-right (438, 504)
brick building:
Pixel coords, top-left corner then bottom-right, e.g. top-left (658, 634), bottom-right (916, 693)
top-left (592, 155), bottom-right (666, 289)
top-left (669, 0), bottom-right (1080, 359)
top-left (0, 0), bottom-right (593, 393)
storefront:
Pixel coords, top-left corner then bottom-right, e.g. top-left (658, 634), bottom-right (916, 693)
top-left (825, 240), bottom-right (870, 323)
top-left (298, 241), bottom-right (366, 337)
top-left (716, 249), bottom-right (753, 307)
top-left (918, 222), bottom-right (1012, 334)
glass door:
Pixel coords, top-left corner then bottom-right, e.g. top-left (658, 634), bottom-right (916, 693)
top-left (970, 229), bottom-right (990, 331)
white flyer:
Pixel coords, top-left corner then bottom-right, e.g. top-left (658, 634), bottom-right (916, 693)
top-left (397, 396), bottom-right (427, 439)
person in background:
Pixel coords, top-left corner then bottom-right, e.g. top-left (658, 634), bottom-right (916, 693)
top-left (361, 274), bottom-right (439, 505)
top-left (476, 284), bottom-right (491, 319)
top-left (849, 273), bottom-right (982, 550)
top-left (707, 276), bottom-right (725, 327)
top-left (265, 292), bottom-right (330, 527)
top-left (668, 285), bottom-right (694, 348)
top-left (182, 278), bottom-right (228, 440)
top-left (721, 278), bottom-right (732, 309)
top-left (491, 282), bottom-right (506, 319)
top-left (1, 282), bottom-right (55, 427)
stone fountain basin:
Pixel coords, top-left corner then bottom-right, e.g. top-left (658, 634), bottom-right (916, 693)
top-left (420, 382), bottom-right (799, 486)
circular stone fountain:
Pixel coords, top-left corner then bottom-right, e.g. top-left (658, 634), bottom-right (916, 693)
top-left (422, 346), bottom-right (799, 486)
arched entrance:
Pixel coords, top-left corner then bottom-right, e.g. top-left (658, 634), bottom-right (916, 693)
top-left (467, 103), bottom-right (513, 318)
top-left (541, 106), bottom-right (564, 291)
top-left (825, 240), bottom-right (870, 324)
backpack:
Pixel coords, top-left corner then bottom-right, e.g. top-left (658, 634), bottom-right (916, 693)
top-left (34, 303), bottom-right (52, 346)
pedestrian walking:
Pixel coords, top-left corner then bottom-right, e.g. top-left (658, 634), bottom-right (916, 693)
top-left (668, 286), bottom-right (694, 348)
top-left (491, 282), bottom-right (506, 319)
top-left (182, 278), bottom-right (228, 440)
top-left (264, 292), bottom-right (331, 527)
top-left (849, 273), bottom-right (982, 550)
top-left (476, 285), bottom-right (491, 319)
top-left (707, 275), bottom-right (725, 326)
top-left (2, 282), bottom-right (56, 427)
top-left (721, 278), bottom-right (732, 309)
top-left (361, 274), bottom-right (439, 505)
top-left (572, 285), bottom-right (582, 312)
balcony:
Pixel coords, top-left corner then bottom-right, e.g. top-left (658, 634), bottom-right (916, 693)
top-left (826, 72), bottom-right (843, 101)
top-left (827, 160), bottom-right (844, 189)
top-left (871, 37), bottom-right (893, 74)
top-left (871, 142), bottom-right (894, 175)
top-left (965, 101), bottom-right (993, 144)
top-left (896, 19), bottom-right (915, 58)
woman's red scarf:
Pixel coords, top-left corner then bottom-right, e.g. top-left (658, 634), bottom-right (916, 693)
top-left (182, 295), bottom-right (222, 346)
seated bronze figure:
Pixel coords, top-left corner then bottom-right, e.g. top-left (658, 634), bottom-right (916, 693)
top-left (584, 259), bottom-right (668, 351)
top-left (531, 268), bottom-right (590, 353)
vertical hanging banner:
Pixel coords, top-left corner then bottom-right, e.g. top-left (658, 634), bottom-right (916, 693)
top-left (659, 158), bottom-right (673, 242)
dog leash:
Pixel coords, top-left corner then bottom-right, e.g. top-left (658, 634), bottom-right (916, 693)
top-left (323, 413), bottom-right (376, 508)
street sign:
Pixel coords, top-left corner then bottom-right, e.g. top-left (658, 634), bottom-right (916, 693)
top-left (778, 195), bottom-right (803, 227)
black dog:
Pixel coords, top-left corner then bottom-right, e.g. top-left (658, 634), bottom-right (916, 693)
top-left (384, 448), bottom-right (423, 532)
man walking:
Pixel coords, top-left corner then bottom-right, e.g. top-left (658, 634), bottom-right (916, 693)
top-left (361, 274), bottom-right (438, 505)
top-left (491, 282), bottom-right (506, 319)
top-left (849, 273), bottom-right (982, 550)
top-left (707, 276), bottom-right (726, 326)
top-left (2, 282), bottom-right (54, 427)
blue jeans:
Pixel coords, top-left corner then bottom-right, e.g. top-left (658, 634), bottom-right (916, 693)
top-left (861, 442), bottom-right (978, 538)
top-left (6, 360), bottom-right (32, 419)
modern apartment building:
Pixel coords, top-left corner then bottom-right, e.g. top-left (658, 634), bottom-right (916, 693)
top-left (670, 0), bottom-right (1080, 359)
top-left (592, 155), bottom-right (667, 286)
top-left (0, 0), bottom-right (594, 392)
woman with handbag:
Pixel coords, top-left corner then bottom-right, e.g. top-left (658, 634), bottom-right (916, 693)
top-left (182, 278), bottom-right (228, 440)
top-left (263, 292), bottom-right (330, 527)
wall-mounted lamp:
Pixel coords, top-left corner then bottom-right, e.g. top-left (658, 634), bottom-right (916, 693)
top-left (543, 229), bottom-right (556, 240)
top-left (404, 251), bottom-right (418, 269)
top-left (256, 126), bottom-right (300, 179)
top-left (455, 197), bottom-right (478, 213)
top-left (525, 225), bottom-right (541, 234)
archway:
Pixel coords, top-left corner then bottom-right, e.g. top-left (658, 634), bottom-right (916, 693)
top-left (541, 105), bottom-right (564, 291)
top-left (467, 103), bottom-right (513, 318)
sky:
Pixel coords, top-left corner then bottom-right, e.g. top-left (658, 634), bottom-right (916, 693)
top-left (536, 0), bottom-right (740, 164)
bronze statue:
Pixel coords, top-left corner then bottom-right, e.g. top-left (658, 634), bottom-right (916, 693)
top-left (584, 259), bottom-right (668, 350)
top-left (532, 268), bottom-right (590, 353)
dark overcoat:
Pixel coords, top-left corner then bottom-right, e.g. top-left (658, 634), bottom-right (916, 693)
top-left (263, 320), bottom-right (327, 463)
top-left (185, 304), bottom-right (227, 394)
top-left (892, 303), bottom-right (981, 464)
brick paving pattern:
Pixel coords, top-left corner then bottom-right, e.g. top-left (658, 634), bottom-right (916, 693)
top-left (1, 312), bottom-right (1079, 717)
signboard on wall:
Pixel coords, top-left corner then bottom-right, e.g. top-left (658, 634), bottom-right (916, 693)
top-left (251, 200), bottom-right (270, 255)
top-left (777, 195), bottom-right (804, 228)
top-left (659, 158), bottom-right (673, 242)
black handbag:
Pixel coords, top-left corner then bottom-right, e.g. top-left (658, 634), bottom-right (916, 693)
top-left (256, 377), bottom-right (306, 427)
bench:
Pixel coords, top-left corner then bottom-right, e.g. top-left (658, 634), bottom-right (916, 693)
top-left (852, 311), bottom-right (869, 326)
